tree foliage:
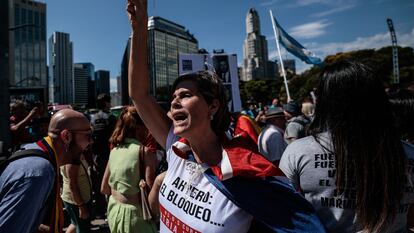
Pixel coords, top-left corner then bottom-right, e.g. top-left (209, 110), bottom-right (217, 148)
top-left (284, 46), bottom-right (414, 101)
top-left (239, 79), bottom-right (282, 105)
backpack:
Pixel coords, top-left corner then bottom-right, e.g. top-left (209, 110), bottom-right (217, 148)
top-left (290, 115), bottom-right (311, 139)
top-left (91, 111), bottom-right (116, 155)
top-left (0, 149), bottom-right (50, 172)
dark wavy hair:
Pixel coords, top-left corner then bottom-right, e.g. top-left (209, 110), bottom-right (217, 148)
top-left (390, 97), bottom-right (414, 143)
top-left (309, 60), bottom-right (407, 232)
top-left (171, 70), bottom-right (230, 136)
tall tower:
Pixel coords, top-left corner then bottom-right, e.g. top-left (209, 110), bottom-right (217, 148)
top-left (9, 0), bottom-right (47, 88)
top-left (95, 70), bottom-right (110, 96)
top-left (147, 16), bottom-right (199, 101)
top-left (120, 16), bottom-right (199, 104)
top-left (49, 31), bottom-right (73, 104)
top-left (387, 18), bottom-right (399, 84)
top-left (73, 63), bottom-right (95, 107)
top-left (242, 8), bottom-right (269, 81)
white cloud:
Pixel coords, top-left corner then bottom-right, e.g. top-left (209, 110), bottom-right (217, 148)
top-left (286, 0), bottom-right (331, 7)
top-left (311, 4), bottom-right (356, 17)
top-left (296, 0), bottom-right (330, 6)
top-left (110, 77), bottom-right (117, 92)
top-left (289, 20), bottom-right (332, 39)
top-left (269, 49), bottom-right (289, 61)
top-left (286, 0), bottom-right (359, 10)
top-left (268, 28), bottom-right (414, 73)
top-left (260, 0), bottom-right (280, 7)
top-left (310, 28), bottom-right (414, 58)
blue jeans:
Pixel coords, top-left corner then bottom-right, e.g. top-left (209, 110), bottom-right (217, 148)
top-left (63, 201), bottom-right (91, 233)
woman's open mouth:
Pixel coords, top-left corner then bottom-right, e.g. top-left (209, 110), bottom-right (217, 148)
top-left (173, 112), bottom-right (188, 124)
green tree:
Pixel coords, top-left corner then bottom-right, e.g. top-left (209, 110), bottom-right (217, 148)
top-left (288, 46), bottom-right (414, 100)
top-left (239, 79), bottom-right (282, 105)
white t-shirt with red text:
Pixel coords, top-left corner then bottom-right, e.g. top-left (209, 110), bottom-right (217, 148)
top-left (159, 128), bottom-right (253, 233)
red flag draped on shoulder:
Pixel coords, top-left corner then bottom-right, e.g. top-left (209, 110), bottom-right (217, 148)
top-left (172, 135), bottom-right (285, 181)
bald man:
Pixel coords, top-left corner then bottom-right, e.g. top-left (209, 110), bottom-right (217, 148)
top-left (0, 109), bottom-right (92, 233)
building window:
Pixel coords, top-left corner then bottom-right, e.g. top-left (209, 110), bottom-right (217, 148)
top-left (21, 8), bottom-right (27, 24)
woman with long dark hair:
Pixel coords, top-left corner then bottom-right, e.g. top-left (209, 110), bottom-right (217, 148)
top-left (279, 60), bottom-right (414, 232)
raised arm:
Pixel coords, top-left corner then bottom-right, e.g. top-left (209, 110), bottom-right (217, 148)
top-left (127, 0), bottom-right (171, 148)
top-left (10, 107), bottom-right (38, 132)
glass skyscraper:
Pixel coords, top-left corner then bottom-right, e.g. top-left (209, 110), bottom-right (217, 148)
top-left (49, 31), bottom-right (73, 104)
top-left (120, 16), bottom-right (199, 104)
top-left (74, 63), bottom-right (94, 107)
top-left (95, 70), bottom-right (110, 96)
top-left (148, 16), bottom-right (198, 101)
top-left (9, 0), bottom-right (47, 88)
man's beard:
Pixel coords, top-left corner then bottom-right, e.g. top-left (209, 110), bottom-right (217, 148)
top-left (67, 139), bottom-right (84, 164)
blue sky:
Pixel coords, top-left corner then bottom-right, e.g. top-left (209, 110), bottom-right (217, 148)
top-left (42, 0), bottom-right (414, 92)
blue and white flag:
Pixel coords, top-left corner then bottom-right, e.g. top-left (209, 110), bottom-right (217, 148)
top-left (271, 15), bottom-right (322, 65)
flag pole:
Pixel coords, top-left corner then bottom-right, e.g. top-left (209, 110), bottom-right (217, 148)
top-left (270, 10), bottom-right (291, 102)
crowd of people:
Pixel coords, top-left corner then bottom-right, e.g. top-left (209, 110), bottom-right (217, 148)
top-left (1, 0), bottom-right (414, 232)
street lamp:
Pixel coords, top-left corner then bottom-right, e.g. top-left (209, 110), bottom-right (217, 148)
top-left (9, 23), bottom-right (36, 31)
top-left (14, 76), bottom-right (40, 87)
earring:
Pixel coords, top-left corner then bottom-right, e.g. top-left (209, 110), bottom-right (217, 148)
top-left (210, 112), bottom-right (216, 121)
top-left (65, 144), bottom-right (69, 152)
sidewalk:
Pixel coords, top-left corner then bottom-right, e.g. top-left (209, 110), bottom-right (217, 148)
top-left (90, 219), bottom-right (110, 233)
top-left (63, 218), bottom-right (109, 233)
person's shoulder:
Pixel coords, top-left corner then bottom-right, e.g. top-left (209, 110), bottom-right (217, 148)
top-left (289, 116), bottom-right (308, 126)
top-left (403, 141), bottom-right (414, 159)
top-left (261, 125), bottom-right (282, 138)
top-left (4, 156), bottom-right (55, 180)
top-left (126, 139), bottom-right (140, 150)
top-left (287, 119), bottom-right (300, 127)
top-left (260, 124), bottom-right (273, 133)
top-left (91, 110), bottom-right (108, 120)
top-left (166, 126), bottom-right (179, 149)
top-left (284, 135), bottom-right (317, 154)
top-left (299, 115), bottom-right (311, 124)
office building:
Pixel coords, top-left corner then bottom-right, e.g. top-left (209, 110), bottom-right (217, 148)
top-left (8, 0), bottom-right (47, 90)
top-left (282, 59), bottom-right (296, 75)
top-left (242, 8), bottom-right (278, 81)
top-left (120, 39), bottom-right (130, 105)
top-left (120, 16), bottom-right (199, 103)
top-left (116, 75), bottom-right (122, 95)
top-left (148, 16), bottom-right (198, 101)
top-left (1, 0), bottom-right (10, 149)
top-left (110, 92), bottom-right (121, 107)
top-left (95, 70), bottom-right (110, 95)
top-left (49, 31), bottom-right (73, 104)
top-left (74, 63), bottom-right (94, 107)
top-left (147, 16), bottom-right (198, 100)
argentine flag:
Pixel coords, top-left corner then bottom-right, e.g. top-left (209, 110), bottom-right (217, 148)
top-left (271, 12), bottom-right (322, 65)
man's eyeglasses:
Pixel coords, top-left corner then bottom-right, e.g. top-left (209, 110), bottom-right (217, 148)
top-left (68, 129), bottom-right (93, 141)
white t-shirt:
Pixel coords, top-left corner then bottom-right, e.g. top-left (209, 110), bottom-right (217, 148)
top-left (258, 124), bottom-right (287, 162)
top-left (159, 128), bottom-right (253, 233)
top-left (279, 132), bottom-right (414, 233)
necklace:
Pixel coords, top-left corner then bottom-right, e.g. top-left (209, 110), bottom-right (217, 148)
top-left (184, 160), bottom-right (208, 197)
